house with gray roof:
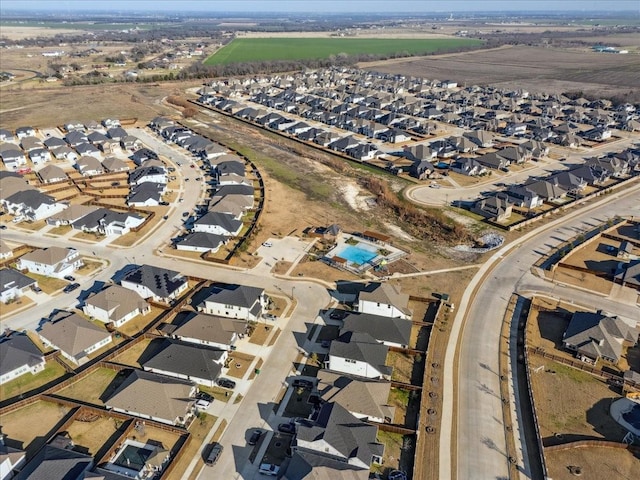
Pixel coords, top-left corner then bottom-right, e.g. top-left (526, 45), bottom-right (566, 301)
top-left (83, 284), bottom-right (150, 327)
top-left (0, 268), bottom-right (37, 303)
top-left (71, 208), bottom-right (144, 236)
top-left (37, 164), bottom-right (67, 184)
top-left (341, 312), bottom-right (412, 349)
top-left (15, 434), bottom-right (93, 480)
top-left (522, 179), bottom-right (567, 202)
top-left (121, 264), bottom-right (188, 304)
top-left (17, 246), bottom-right (83, 279)
top-left (76, 155), bottom-right (104, 176)
top-left (197, 284), bottom-right (266, 321)
top-left (450, 157), bottom-right (486, 177)
top-left (47, 204), bottom-right (99, 226)
top-left (43, 136), bottom-right (67, 149)
top-left (0, 239), bottom-right (13, 260)
top-left (563, 311), bottom-right (639, 364)
top-left (316, 370), bottom-right (394, 424)
top-left (0, 333), bottom-right (46, 386)
top-left (327, 331), bottom-right (392, 380)
top-left (192, 211), bottom-right (243, 237)
top-left (175, 231), bottom-right (228, 253)
top-left (38, 312), bottom-right (112, 365)
top-left (357, 283), bottom-right (411, 320)
top-left (105, 369), bottom-right (196, 426)
top-left (29, 148), bottom-right (51, 165)
top-left (292, 402), bottom-right (383, 472)
top-left (141, 338), bottom-right (225, 387)
top-left (0, 128), bottom-right (13, 142)
top-left (615, 259), bottom-right (640, 290)
top-left (64, 130), bottom-right (87, 147)
top-left (102, 156), bottom-right (130, 173)
top-left (127, 182), bottom-right (165, 207)
top-left (75, 142), bottom-right (101, 159)
top-left (129, 165), bottom-right (167, 185)
top-left (2, 190), bottom-right (66, 221)
top-left (472, 195), bottom-right (513, 222)
top-left (170, 311), bottom-right (246, 350)
top-left (0, 149), bottom-right (27, 170)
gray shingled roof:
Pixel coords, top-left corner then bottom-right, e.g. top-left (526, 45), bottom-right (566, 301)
top-left (0, 334), bottom-right (44, 378)
top-left (172, 312), bottom-right (246, 345)
top-left (0, 268), bottom-right (36, 294)
top-left (5, 190), bottom-right (58, 210)
top-left (284, 451), bottom-right (369, 480)
top-left (358, 283), bottom-right (411, 317)
top-left (122, 264), bottom-right (185, 298)
top-left (142, 339), bottom-right (223, 382)
top-left (329, 332), bottom-right (391, 376)
top-left (200, 284), bottom-right (264, 309)
top-left (39, 312), bottom-right (111, 361)
top-left (177, 232), bottom-right (227, 251)
top-left (15, 444), bottom-right (92, 480)
top-left (341, 312), bottom-right (411, 346)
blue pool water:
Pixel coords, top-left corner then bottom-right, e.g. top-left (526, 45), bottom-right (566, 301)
top-left (335, 244), bottom-right (378, 266)
top-left (622, 404), bottom-right (640, 430)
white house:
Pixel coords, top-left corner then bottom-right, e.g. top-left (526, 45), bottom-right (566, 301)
top-left (83, 284), bottom-right (150, 327)
top-left (0, 434), bottom-right (26, 480)
top-left (120, 264), bottom-right (188, 303)
top-left (0, 150), bottom-right (27, 170)
top-left (326, 332), bottom-right (392, 380)
top-left (0, 269), bottom-right (37, 304)
top-left (170, 312), bottom-right (246, 350)
top-left (192, 212), bottom-right (243, 237)
top-left (357, 283), bottom-right (412, 319)
top-left (17, 247), bottom-right (83, 279)
top-left (196, 284), bottom-right (266, 321)
top-left (76, 155), bottom-right (104, 176)
top-left (2, 190), bottom-right (67, 221)
top-left (0, 334), bottom-right (46, 386)
top-left (71, 208), bottom-right (144, 236)
top-left (129, 165), bottom-right (167, 186)
top-left (38, 312), bottom-right (112, 365)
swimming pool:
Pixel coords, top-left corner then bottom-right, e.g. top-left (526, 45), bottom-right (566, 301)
top-left (334, 244), bottom-right (378, 266)
top-left (113, 445), bottom-right (153, 471)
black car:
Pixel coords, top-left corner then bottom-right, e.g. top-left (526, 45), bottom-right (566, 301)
top-left (63, 275), bottom-right (75, 282)
top-left (217, 378), bottom-right (236, 389)
top-left (110, 181), bottom-right (120, 187)
top-left (63, 283), bottom-right (80, 293)
top-left (277, 422), bottom-right (296, 434)
top-left (0, 225), bottom-right (6, 230)
top-left (329, 309), bottom-right (347, 320)
top-left (248, 430), bottom-right (262, 446)
top-left (196, 391), bottom-right (214, 403)
top-left (292, 379), bottom-right (313, 389)
top-left (205, 443), bottom-right (223, 466)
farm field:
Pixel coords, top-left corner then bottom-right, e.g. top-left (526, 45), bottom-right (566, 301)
top-left (205, 37), bottom-right (482, 65)
top-left (363, 45), bottom-right (640, 97)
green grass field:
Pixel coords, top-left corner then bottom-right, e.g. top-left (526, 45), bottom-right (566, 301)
top-left (205, 37), bottom-right (483, 65)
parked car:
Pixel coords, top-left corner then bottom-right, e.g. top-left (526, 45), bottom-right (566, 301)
top-left (196, 398), bottom-right (211, 409)
top-left (329, 309), bottom-right (347, 320)
top-left (63, 275), bottom-right (75, 282)
top-left (196, 391), bottom-right (213, 403)
top-left (262, 241), bottom-right (273, 247)
top-left (159, 201), bottom-right (169, 206)
top-left (263, 313), bottom-right (277, 320)
top-left (182, 212), bottom-right (190, 218)
top-left (248, 430), bottom-right (262, 446)
top-left (292, 379), bottom-right (313, 389)
top-left (277, 422), bottom-right (296, 434)
top-left (258, 463), bottom-right (280, 476)
top-left (31, 285), bottom-right (43, 293)
top-left (162, 215), bottom-right (169, 220)
top-left (217, 378), bottom-right (236, 389)
top-left (0, 225), bottom-right (6, 230)
top-left (63, 283), bottom-right (80, 293)
top-left (205, 443), bottom-right (223, 466)
top-left (190, 164), bottom-right (196, 168)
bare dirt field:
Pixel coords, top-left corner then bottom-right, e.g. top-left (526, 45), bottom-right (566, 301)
top-left (65, 415), bottom-right (120, 456)
top-left (0, 400), bottom-right (70, 452)
top-left (0, 26), bottom-right (79, 39)
top-left (545, 446), bottom-right (640, 480)
top-left (362, 45), bottom-right (640, 97)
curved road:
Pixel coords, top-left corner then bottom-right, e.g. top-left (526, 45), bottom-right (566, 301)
top-left (440, 184), bottom-right (640, 480)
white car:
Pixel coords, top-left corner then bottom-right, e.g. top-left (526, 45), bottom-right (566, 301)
top-left (195, 399), bottom-right (211, 410)
top-left (262, 242), bottom-right (273, 247)
top-left (258, 463), bottom-right (280, 476)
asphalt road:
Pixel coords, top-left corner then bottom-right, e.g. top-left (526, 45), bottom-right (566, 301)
top-left (444, 184), bottom-right (640, 480)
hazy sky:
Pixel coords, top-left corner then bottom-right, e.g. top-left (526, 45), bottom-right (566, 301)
top-left (1, 0), bottom-right (639, 14)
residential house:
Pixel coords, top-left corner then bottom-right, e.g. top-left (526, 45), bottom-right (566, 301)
top-left (37, 164), bottom-right (67, 184)
top-left (0, 334), bottom-right (46, 386)
top-left (504, 185), bottom-right (543, 209)
top-left (83, 284), bottom-right (150, 327)
top-left (175, 232), bottom-right (228, 253)
top-left (15, 126), bottom-right (36, 139)
top-left (0, 129), bottom-right (13, 142)
top-left (346, 143), bottom-right (376, 161)
top-left (615, 259), bottom-right (640, 290)
top-left (316, 370), bottom-right (395, 424)
top-left (497, 146), bottom-right (532, 164)
top-left (75, 142), bottom-right (102, 159)
top-left (14, 435), bottom-right (92, 480)
top-left (326, 331), bottom-right (392, 380)
top-left (129, 148), bottom-right (159, 166)
top-left (46, 205), bottom-right (99, 226)
top-left (463, 130), bottom-right (494, 148)
top-left (76, 155), bottom-right (104, 176)
top-left (65, 131), bottom-right (89, 147)
top-left (43, 136), bottom-right (67, 150)
top-left (121, 264), bottom-right (188, 303)
top-left (17, 247), bottom-right (83, 279)
top-left (106, 127), bottom-right (127, 141)
top-left (71, 208), bottom-right (144, 236)
top-left (129, 165), bottom-right (167, 185)
top-left (120, 135), bottom-right (142, 151)
top-left (475, 152), bottom-right (510, 171)
top-left (170, 312), bottom-right (246, 350)
top-left (357, 282), bottom-right (411, 319)
top-left (451, 158), bottom-right (486, 176)
top-left (105, 369), bottom-right (196, 426)
top-left (0, 149), bottom-right (26, 170)
top-left (0, 268), bottom-right (37, 303)
top-left (341, 312), bottom-right (412, 349)
top-left (50, 146), bottom-right (79, 162)
top-left (102, 156), bottom-right (130, 172)
top-left (471, 195), bottom-right (513, 222)
top-left (141, 339), bottom-right (225, 388)
top-left (28, 148), bottom-right (51, 165)
top-left (127, 182), bottom-right (165, 207)
top-left (0, 433), bottom-right (26, 480)
top-left (192, 211), bottom-right (243, 237)
top-left (563, 311), bottom-right (639, 364)
top-left (409, 159), bottom-right (436, 180)
top-left (523, 179), bottom-right (568, 202)
top-left (2, 190), bottom-right (66, 221)
top-left (404, 143), bottom-right (436, 162)
top-left (292, 402), bottom-right (384, 472)
top-left (0, 240), bottom-right (13, 260)
top-left (38, 312), bottom-right (113, 365)
top-left (196, 284), bottom-right (267, 321)
top-left (550, 172), bottom-right (588, 196)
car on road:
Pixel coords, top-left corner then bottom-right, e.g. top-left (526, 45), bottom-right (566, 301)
top-left (196, 391), bottom-right (213, 403)
top-left (182, 212), bottom-right (190, 217)
top-left (63, 283), bottom-right (80, 293)
top-left (262, 241), bottom-right (273, 247)
top-left (205, 443), bottom-right (223, 466)
top-left (195, 398), bottom-right (211, 409)
top-left (248, 430), bottom-right (262, 446)
top-left (329, 309), bottom-right (347, 320)
top-left (162, 215), bottom-right (169, 220)
top-left (429, 183), bottom-right (441, 189)
top-left (184, 178), bottom-right (190, 182)
top-left (217, 378), bottom-right (236, 389)
top-left (258, 463), bottom-right (280, 476)
top-left (0, 225), bottom-right (6, 230)
top-left (63, 275), bottom-right (75, 282)
top-left (195, 176), bottom-right (202, 181)
top-left (277, 422), bottom-right (295, 434)
top-left (190, 164), bottom-right (196, 168)
top-left (292, 379), bottom-right (313, 390)
top-left (178, 198), bottom-right (184, 203)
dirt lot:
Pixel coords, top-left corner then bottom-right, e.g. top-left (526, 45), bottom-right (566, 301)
top-left (58, 367), bottom-right (119, 406)
top-left (363, 45), bottom-right (640, 97)
top-left (65, 415), bottom-right (120, 456)
top-left (545, 446), bottom-right (640, 480)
